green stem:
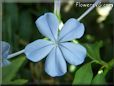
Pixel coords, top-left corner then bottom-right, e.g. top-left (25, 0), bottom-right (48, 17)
top-left (93, 60), bottom-right (108, 68)
top-left (108, 59), bottom-right (114, 68)
top-left (99, 59), bottom-right (114, 76)
top-left (104, 59), bottom-right (114, 76)
top-left (54, 0), bottom-right (61, 21)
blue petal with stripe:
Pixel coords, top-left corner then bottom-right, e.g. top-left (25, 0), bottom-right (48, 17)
top-left (24, 39), bottom-right (54, 62)
top-left (35, 13), bottom-right (59, 41)
top-left (45, 47), bottom-right (67, 77)
top-left (60, 42), bottom-right (86, 65)
top-left (59, 18), bottom-right (85, 42)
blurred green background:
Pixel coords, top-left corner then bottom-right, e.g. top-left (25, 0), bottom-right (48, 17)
top-left (2, 1), bottom-right (114, 85)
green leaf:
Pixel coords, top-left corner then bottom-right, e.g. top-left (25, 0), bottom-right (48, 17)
top-left (4, 3), bottom-right (18, 29)
top-left (3, 16), bottom-right (12, 45)
top-left (84, 41), bottom-right (103, 62)
top-left (19, 11), bottom-right (32, 41)
top-left (3, 3), bottom-right (19, 51)
top-left (2, 56), bottom-right (26, 83)
top-left (5, 79), bottom-right (28, 85)
top-left (73, 63), bottom-right (93, 85)
top-left (5, 3), bottom-right (18, 19)
top-left (92, 73), bottom-right (106, 84)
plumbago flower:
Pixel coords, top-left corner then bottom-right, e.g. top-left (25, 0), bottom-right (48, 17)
top-left (24, 13), bottom-right (86, 77)
top-left (0, 41), bottom-right (10, 67)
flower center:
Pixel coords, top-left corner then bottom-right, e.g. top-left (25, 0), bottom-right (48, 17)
top-left (54, 41), bottom-right (59, 47)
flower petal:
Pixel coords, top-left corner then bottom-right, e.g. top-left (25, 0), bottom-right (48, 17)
top-left (24, 39), bottom-right (54, 62)
top-left (60, 42), bottom-right (86, 65)
top-left (45, 47), bottom-right (67, 77)
top-left (59, 18), bottom-right (85, 42)
top-left (35, 13), bottom-right (59, 41)
top-left (0, 41), bottom-right (10, 58)
top-left (0, 41), bottom-right (10, 67)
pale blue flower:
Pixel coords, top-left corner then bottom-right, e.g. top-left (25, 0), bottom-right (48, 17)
top-left (24, 13), bottom-right (86, 77)
top-left (0, 41), bottom-right (10, 67)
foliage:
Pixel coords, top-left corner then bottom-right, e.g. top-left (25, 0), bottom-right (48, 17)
top-left (2, 56), bottom-right (28, 85)
top-left (73, 41), bottom-right (114, 84)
